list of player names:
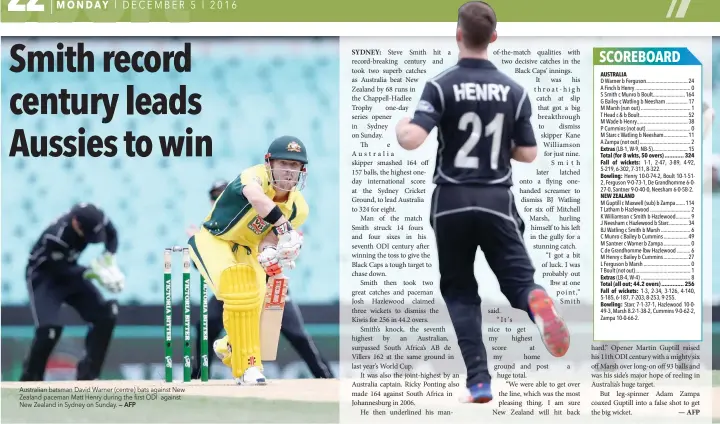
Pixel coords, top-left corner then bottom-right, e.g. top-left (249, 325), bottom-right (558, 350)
top-left (592, 48), bottom-right (703, 342)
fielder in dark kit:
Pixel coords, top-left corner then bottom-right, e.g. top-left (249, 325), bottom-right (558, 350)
top-left (189, 180), bottom-right (333, 379)
top-left (20, 203), bottom-right (125, 381)
top-left (395, 1), bottom-right (570, 403)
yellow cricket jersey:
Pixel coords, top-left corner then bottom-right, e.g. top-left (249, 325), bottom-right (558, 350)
top-left (201, 164), bottom-right (309, 249)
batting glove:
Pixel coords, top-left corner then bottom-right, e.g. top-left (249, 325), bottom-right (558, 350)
top-left (88, 253), bottom-right (125, 293)
top-left (258, 247), bottom-right (283, 276)
top-left (274, 224), bottom-right (303, 263)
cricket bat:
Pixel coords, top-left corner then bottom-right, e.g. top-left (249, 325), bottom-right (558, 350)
top-left (260, 274), bottom-right (288, 361)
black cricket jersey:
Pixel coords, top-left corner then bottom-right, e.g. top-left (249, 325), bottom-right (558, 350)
top-left (27, 203), bottom-right (118, 281)
top-left (410, 58), bottom-right (536, 187)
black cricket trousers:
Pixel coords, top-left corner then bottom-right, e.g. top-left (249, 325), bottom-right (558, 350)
top-left (21, 267), bottom-right (118, 381)
top-left (430, 184), bottom-right (544, 387)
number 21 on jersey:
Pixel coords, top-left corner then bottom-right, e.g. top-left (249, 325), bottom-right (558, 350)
top-left (454, 112), bottom-right (504, 170)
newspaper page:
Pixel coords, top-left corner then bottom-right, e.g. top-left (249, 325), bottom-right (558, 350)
top-left (0, 1), bottom-right (717, 424)
top-left (340, 35), bottom-right (713, 424)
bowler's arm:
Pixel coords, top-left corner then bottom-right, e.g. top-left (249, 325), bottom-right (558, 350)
top-left (396, 82), bottom-right (443, 151)
top-left (511, 90), bottom-right (538, 163)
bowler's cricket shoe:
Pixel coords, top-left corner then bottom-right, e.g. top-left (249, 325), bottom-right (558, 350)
top-left (213, 337), bottom-right (232, 367)
top-left (462, 383), bottom-right (493, 403)
top-left (528, 289), bottom-right (570, 357)
top-left (236, 366), bottom-right (267, 386)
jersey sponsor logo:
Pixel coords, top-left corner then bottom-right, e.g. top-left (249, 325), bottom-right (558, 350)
top-left (286, 141), bottom-right (302, 152)
top-left (417, 100), bottom-right (435, 113)
top-left (247, 216), bottom-right (271, 235)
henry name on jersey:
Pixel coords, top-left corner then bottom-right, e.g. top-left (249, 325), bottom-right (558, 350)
top-left (453, 82), bottom-right (511, 102)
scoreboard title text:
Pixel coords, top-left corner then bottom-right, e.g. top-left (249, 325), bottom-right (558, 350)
top-left (6, 41), bottom-right (213, 158)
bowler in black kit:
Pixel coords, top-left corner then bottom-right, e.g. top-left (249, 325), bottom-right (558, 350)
top-left (20, 203), bottom-right (121, 381)
top-left (395, 1), bottom-right (570, 403)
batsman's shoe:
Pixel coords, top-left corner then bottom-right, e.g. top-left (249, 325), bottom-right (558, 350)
top-left (213, 336), bottom-right (232, 368)
top-left (461, 383), bottom-right (493, 404)
top-left (528, 289), bottom-right (570, 357)
top-left (235, 366), bottom-right (266, 386)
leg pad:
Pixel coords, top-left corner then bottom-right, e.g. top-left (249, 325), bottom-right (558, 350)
top-left (218, 264), bottom-right (264, 378)
top-left (76, 302), bottom-right (118, 381)
top-left (20, 326), bottom-right (63, 381)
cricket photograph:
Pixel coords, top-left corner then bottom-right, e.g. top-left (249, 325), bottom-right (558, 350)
top-left (0, 36), bottom-right (341, 422)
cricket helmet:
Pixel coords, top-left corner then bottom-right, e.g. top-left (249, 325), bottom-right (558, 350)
top-left (265, 135), bottom-right (309, 165)
top-left (264, 136), bottom-right (308, 191)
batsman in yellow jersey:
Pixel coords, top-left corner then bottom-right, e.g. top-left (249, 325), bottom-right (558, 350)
top-left (188, 135), bottom-right (308, 385)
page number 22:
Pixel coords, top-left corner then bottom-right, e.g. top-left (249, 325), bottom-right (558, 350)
top-left (7, 0), bottom-right (44, 12)
top-left (454, 111), bottom-right (504, 170)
